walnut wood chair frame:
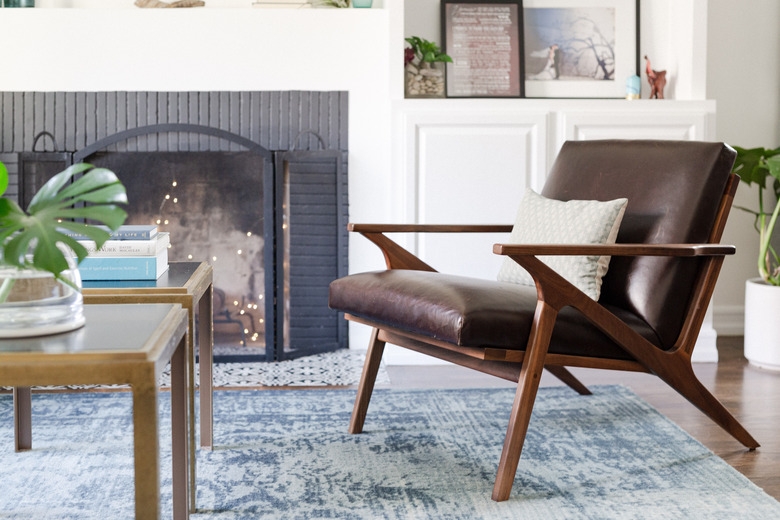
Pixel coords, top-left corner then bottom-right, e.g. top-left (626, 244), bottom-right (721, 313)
top-left (339, 172), bottom-right (758, 502)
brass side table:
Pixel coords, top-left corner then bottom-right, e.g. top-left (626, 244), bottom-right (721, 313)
top-left (82, 261), bottom-right (214, 513)
top-left (2, 303), bottom-right (190, 520)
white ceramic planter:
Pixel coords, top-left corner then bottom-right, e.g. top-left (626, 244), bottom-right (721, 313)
top-left (744, 278), bottom-right (780, 371)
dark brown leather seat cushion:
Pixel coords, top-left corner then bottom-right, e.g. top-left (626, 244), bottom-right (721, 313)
top-left (329, 270), bottom-right (662, 360)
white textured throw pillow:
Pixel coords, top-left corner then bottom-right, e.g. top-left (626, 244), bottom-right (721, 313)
top-left (497, 188), bottom-right (628, 300)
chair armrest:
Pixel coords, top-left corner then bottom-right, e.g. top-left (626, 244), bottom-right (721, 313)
top-left (493, 243), bottom-right (736, 257)
top-left (349, 223), bottom-right (513, 233)
top-left (349, 223), bottom-right (512, 271)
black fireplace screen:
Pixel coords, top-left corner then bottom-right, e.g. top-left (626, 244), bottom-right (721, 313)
top-left (87, 150), bottom-right (272, 357)
top-left (17, 125), bottom-right (348, 362)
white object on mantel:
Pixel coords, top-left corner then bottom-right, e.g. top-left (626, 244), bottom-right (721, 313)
top-left (744, 278), bottom-right (780, 371)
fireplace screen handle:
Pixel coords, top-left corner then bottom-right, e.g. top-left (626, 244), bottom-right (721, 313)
top-left (31, 131), bottom-right (60, 153)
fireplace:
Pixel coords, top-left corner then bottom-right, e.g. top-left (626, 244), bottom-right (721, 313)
top-left (0, 91), bottom-right (349, 362)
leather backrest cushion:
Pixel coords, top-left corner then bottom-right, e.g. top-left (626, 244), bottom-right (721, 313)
top-left (541, 140), bottom-right (736, 349)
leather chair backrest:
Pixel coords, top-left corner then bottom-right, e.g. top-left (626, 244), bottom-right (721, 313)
top-left (541, 140), bottom-right (736, 349)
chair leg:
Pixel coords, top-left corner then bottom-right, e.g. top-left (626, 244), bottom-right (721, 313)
top-left (660, 361), bottom-right (759, 449)
top-left (492, 301), bottom-right (557, 502)
top-left (545, 366), bottom-right (592, 395)
top-left (349, 328), bottom-right (386, 434)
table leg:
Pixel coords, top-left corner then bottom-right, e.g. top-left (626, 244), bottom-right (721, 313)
top-left (198, 284), bottom-right (214, 450)
top-left (132, 379), bottom-right (161, 520)
top-left (186, 304), bottom-right (197, 513)
top-left (13, 386), bottom-right (32, 452)
top-left (171, 333), bottom-right (191, 520)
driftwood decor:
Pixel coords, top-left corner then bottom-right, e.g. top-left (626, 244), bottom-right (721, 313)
top-left (135, 0), bottom-right (205, 7)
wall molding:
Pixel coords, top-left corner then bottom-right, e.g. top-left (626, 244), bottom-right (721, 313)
top-left (714, 305), bottom-right (745, 336)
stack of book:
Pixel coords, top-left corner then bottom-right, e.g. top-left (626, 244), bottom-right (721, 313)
top-left (66, 225), bottom-right (170, 281)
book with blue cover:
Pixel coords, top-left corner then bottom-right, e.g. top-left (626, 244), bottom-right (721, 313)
top-left (78, 248), bottom-right (169, 281)
top-left (61, 225), bottom-right (158, 241)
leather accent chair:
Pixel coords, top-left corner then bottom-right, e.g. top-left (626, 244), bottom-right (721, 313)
top-left (329, 140), bottom-right (758, 502)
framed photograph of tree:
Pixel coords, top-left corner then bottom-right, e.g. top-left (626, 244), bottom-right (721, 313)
top-left (523, 0), bottom-right (639, 98)
top-left (441, 0), bottom-right (525, 98)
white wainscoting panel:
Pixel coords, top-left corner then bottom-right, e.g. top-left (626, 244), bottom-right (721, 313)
top-left (559, 109), bottom-right (713, 147)
top-left (396, 103), bottom-right (547, 279)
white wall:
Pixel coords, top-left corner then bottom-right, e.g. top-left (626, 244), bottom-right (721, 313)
top-left (708, 0), bottom-right (780, 334)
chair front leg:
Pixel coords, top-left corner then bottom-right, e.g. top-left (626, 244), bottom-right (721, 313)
top-left (493, 300), bottom-right (557, 502)
top-left (349, 327), bottom-right (386, 434)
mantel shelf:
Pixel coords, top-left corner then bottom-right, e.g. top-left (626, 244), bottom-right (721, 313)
top-left (32, 0), bottom-right (386, 8)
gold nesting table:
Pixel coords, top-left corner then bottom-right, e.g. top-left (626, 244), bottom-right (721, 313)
top-left (1, 303), bottom-right (191, 520)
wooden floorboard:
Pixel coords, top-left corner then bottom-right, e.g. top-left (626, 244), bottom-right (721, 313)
top-left (380, 336), bottom-right (780, 500)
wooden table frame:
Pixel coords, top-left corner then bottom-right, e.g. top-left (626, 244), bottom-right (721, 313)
top-left (2, 304), bottom-right (190, 520)
top-left (81, 261), bottom-right (214, 512)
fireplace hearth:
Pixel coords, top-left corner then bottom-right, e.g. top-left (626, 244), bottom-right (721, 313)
top-left (0, 91), bottom-right (349, 362)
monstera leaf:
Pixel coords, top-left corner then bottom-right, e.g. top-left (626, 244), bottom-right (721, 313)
top-left (732, 146), bottom-right (780, 285)
top-left (0, 162), bottom-right (128, 281)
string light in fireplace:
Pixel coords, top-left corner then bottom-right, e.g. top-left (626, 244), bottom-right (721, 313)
top-left (155, 180), bottom-right (179, 227)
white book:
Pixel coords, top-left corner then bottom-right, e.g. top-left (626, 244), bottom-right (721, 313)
top-left (78, 232), bottom-right (170, 257)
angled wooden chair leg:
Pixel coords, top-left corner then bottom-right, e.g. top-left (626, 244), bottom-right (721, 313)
top-left (544, 365), bottom-right (592, 395)
top-left (661, 360), bottom-right (759, 449)
top-left (492, 301), bottom-right (557, 502)
top-left (349, 328), bottom-right (386, 434)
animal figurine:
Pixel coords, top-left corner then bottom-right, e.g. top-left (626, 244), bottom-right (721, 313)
top-left (135, 0), bottom-right (205, 7)
top-left (644, 55), bottom-right (667, 99)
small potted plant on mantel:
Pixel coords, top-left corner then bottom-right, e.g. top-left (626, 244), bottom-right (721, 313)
top-left (404, 36), bottom-right (453, 98)
top-left (731, 145), bottom-right (780, 370)
top-left (0, 161), bottom-right (127, 337)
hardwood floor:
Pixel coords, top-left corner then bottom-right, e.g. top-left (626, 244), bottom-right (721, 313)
top-left (378, 336), bottom-right (780, 500)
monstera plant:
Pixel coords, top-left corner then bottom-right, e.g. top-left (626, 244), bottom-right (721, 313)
top-left (731, 146), bottom-right (780, 285)
top-left (0, 161), bottom-right (127, 296)
top-left (731, 144), bottom-right (780, 370)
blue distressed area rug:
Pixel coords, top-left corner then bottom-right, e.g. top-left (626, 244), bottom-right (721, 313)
top-left (0, 385), bottom-right (777, 519)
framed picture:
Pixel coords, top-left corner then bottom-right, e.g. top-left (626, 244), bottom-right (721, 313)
top-left (523, 0), bottom-right (639, 98)
top-left (441, 0), bottom-right (525, 98)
